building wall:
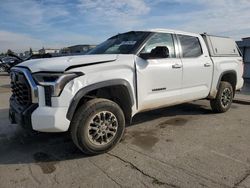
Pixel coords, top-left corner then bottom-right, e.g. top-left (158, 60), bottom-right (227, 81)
top-left (237, 38), bottom-right (250, 79)
top-left (243, 49), bottom-right (250, 77)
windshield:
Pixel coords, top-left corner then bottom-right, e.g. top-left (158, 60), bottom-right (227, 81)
top-left (88, 31), bottom-right (150, 55)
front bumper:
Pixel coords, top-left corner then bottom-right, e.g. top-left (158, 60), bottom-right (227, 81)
top-left (9, 98), bottom-right (70, 132)
top-left (31, 106), bottom-right (70, 132)
top-left (9, 98), bottom-right (38, 130)
top-left (9, 67), bottom-right (71, 133)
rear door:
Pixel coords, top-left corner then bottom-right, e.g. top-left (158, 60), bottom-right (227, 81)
top-left (177, 34), bottom-right (213, 100)
top-left (136, 32), bottom-right (183, 111)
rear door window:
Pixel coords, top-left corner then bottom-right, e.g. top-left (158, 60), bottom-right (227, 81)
top-left (178, 35), bottom-right (203, 58)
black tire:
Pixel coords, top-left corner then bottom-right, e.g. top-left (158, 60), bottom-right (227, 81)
top-left (210, 81), bottom-right (233, 113)
top-left (70, 98), bottom-right (125, 155)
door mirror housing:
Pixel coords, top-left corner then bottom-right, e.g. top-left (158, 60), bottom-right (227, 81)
top-left (140, 46), bottom-right (170, 60)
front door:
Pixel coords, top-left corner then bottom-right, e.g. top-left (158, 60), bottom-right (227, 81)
top-left (135, 32), bottom-right (183, 111)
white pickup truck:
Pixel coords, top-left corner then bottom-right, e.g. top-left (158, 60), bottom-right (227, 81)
top-left (9, 29), bottom-right (244, 154)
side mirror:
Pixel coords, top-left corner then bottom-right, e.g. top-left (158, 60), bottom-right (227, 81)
top-left (140, 46), bottom-right (169, 59)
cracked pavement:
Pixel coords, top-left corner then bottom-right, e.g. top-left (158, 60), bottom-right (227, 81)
top-left (1, 73), bottom-right (250, 188)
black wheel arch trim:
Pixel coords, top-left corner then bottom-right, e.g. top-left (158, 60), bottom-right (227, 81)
top-left (66, 79), bottom-right (135, 121)
top-left (217, 70), bottom-right (237, 89)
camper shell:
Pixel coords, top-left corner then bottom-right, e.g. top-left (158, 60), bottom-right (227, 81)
top-left (202, 34), bottom-right (240, 57)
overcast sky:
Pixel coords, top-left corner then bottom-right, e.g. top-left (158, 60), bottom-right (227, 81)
top-left (0, 0), bottom-right (250, 53)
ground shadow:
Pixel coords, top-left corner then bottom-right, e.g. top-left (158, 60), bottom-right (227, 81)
top-left (233, 99), bottom-right (250, 105)
top-left (0, 84), bottom-right (11, 88)
top-left (0, 73), bottom-right (9, 76)
top-left (0, 108), bottom-right (86, 165)
top-left (131, 102), bottom-right (213, 126)
top-left (0, 101), bottom-right (213, 165)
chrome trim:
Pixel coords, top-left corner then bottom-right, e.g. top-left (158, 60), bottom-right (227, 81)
top-left (11, 67), bottom-right (38, 103)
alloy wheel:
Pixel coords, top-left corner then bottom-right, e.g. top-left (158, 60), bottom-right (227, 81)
top-left (87, 111), bottom-right (118, 146)
top-left (220, 88), bottom-right (232, 108)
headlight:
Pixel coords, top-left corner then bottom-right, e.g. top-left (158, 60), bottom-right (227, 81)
top-left (32, 72), bottom-right (84, 96)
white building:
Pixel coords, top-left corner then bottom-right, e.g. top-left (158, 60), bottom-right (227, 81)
top-left (23, 50), bottom-right (39, 58)
top-left (39, 48), bottom-right (60, 56)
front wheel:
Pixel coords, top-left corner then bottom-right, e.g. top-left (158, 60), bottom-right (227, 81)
top-left (210, 81), bottom-right (233, 113)
top-left (70, 98), bottom-right (125, 155)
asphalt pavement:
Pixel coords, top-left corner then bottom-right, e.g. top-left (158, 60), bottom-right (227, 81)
top-left (0, 72), bottom-right (250, 188)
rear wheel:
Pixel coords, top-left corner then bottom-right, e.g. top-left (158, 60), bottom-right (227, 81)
top-left (210, 81), bottom-right (233, 113)
top-left (70, 98), bottom-right (125, 155)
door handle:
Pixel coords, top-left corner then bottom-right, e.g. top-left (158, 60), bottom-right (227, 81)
top-left (204, 63), bottom-right (211, 67)
top-left (172, 64), bottom-right (182, 69)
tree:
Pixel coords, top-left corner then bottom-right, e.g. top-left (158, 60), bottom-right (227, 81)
top-left (29, 48), bottom-right (33, 55)
top-left (7, 49), bottom-right (14, 55)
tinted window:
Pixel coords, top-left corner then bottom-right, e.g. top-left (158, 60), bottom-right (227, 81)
top-left (178, 35), bottom-right (202, 57)
top-left (141, 33), bottom-right (176, 58)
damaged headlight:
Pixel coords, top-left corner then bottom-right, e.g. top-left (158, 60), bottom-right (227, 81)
top-left (32, 72), bottom-right (84, 96)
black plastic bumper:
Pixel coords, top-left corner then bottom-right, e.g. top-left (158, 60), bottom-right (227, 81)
top-left (9, 98), bottom-right (38, 130)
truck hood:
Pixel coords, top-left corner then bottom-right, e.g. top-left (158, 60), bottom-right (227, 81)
top-left (16, 54), bottom-right (118, 73)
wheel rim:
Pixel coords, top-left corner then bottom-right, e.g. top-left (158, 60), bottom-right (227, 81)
top-left (0, 66), bottom-right (4, 72)
top-left (220, 88), bottom-right (232, 108)
top-left (87, 111), bottom-right (118, 146)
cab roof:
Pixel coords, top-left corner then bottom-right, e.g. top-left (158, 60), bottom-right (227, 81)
top-left (149, 28), bottom-right (200, 37)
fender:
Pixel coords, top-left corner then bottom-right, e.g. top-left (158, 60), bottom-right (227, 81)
top-left (216, 70), bottom-right (237, 89)
top-left (66, 79), bottom-right (134, 121)
top-left (208, 70), bottom-right (237, 99)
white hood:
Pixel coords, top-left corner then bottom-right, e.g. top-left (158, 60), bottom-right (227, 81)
top-left (17, 54), bottom-right (118, 73)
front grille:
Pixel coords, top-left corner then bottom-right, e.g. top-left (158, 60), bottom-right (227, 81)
top-left (10, 71), bottom-right (32, 106)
